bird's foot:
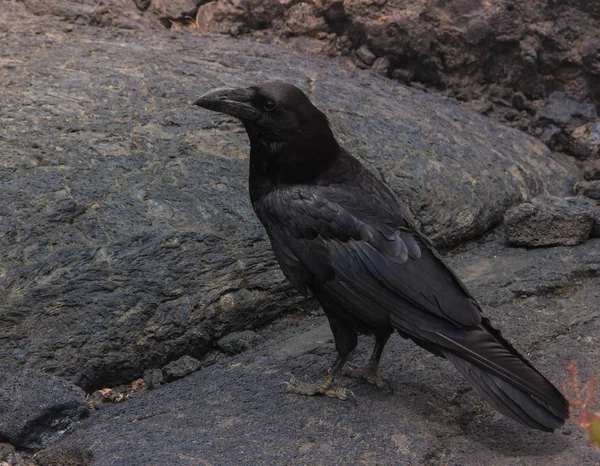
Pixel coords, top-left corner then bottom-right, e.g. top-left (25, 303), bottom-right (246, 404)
top-left (343, 364), bottom-right (392, 392)
top-left (285, 375), bottom-right (355, 401)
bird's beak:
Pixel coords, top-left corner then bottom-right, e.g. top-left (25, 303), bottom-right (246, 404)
top-left (194, 87), bottom-right (258, 121)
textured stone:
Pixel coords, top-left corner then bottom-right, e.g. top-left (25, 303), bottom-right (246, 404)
top-left (569, 122), bottom-right (600, 159)
top-left (217, 330), bottom-right (264, 355)
top-left (161, 356), bottom-right (201, 382)
top-left (504, 195), bottom-right (596, 246)
top-left (149, 0), bottom-right (198, 20)
top-left (143, 369), bottom-right (165, 389)
top-left (583, 159), bottom-right (600, 181)
top-left (575, 180), bottom-right (600, 200)
top-left (356, 44), bottom-right (376, 66)
top-left (0, 368), bottom-right (90, 450)
top-left (535, 91), bottom-right (596, 128)
top-left (591, 209), bottom-right (600, 238)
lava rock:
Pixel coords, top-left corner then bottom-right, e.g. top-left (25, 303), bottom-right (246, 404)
top-left (161, 356), bottom-right (201, 382)
top-left (356, 44), bottom-right (376, 66)
top-left (149, 0), bottom-right (198, 21)
top-left (143, 369), bottom-right (165, 389)
top-left (591, 210), bottom-right (600, 238)
top-left (217, 330), bottom-right (264, 355)
top-left (590, 207), bottom-right (600, 238)
top-left (34, 444), bottom-right (93, 466)
top-left (535, 91), bottom-right (596, 128)
top-left (372, 56), bottom-right (390, 75)
top-left (504, 195), bottom-right (596, 247)
top-left (583, 159), bottom-right (600, 181)
top-left (570, 122), bottom-right (600, 159)
top-left (282, 2), bottom-right (326, 36)
top-left (0, 368), bottom-right (90, 450)
top-left (575, 180), bottom-right (600, 200)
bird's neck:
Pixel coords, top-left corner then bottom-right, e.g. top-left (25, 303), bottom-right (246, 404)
top-left (247, 131), bottom-right (340, 204)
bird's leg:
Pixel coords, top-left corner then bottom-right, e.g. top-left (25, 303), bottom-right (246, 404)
top-left (343, 333), bottom-right (392, 390)
top-left (286, 355), bottom-right (354, 401)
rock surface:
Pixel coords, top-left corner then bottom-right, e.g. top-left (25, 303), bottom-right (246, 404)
top-left (0, 368), bottom-right (90, 450)
top-left (161, 355), bottom-right (201, 382)
top-left (584, 160), bottom-right (600, 181)
top-left (217, 329), bottom-right (264, 355)
top-left (0, 2), bottom-right (578, 391)
top-left (127, 0), bottom-right (600, 155)
top-left (576, 181), bottom-right (600, 200)
top-left (38, 237), bottom-right (600, 465)
top-left (503, 196), bottom-right (597, 246)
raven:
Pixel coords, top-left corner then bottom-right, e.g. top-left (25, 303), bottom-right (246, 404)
top-left (195, 81), bottom-right (569, 431)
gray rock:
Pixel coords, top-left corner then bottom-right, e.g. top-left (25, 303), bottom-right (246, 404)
top-left (575, 180), bottom-right (600, 200)
top-left (0, 3), bottom-right (578, 392)
top-left (570, 122), bottom-right (600, 159)
top-left (161, 356), bottom-right (201, 382)
top-left (591, 209), bottom-right (600, 238)
top-left (149, 0), bottom-right (198, 20)
top-left (34, 444), bottom-right (93, 466)
top-left (504, 195), bottom-right (596, 246)
top-left (143, 369), bottom-right (165, 389)
top-left (356, 44), bottom-right (376, 66)
top-left (535, 91), bottom-right (597, 128)
top-left (537, 124), bottom-right (563, 148)
top-left (583, 159), bottom-right (600, 181)
top-left (0, 368), bottom-right (90, 450)
top-left (217, 330), bottom-right (264, 355)
top-left (371, 56), bottom-right (390, 75)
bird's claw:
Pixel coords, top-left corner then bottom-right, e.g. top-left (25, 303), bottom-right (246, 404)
top-left (285, 375), bottom-right (355, 402)
top-left (343, 365), bottom-right (393, 393)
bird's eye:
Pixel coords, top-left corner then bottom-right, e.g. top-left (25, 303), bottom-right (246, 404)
top-left (263, 100), bottom-right (276, 112)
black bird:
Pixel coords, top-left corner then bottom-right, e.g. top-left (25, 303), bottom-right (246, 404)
top-left (195, 81), bottom-right (569, 431)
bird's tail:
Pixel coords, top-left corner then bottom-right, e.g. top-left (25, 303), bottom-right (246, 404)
top-left (434, 318), bottom-right (569, 431)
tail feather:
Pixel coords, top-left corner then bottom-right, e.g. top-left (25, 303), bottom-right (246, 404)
top-left (443, 351), bottom-right (567, 431)
top-left (422, 318), bottom-right (569, 431)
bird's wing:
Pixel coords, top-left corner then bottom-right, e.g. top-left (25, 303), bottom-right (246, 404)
top-left (255, 185), bottom-right (482, 333)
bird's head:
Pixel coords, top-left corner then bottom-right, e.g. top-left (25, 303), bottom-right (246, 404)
top-left (195, 81), bottom-right (339, 181)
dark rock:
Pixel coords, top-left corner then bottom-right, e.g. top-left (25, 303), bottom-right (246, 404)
top-left (0, 442), bottom-right (36, 466)
top-left (0, 368), bottom-right (90, 450)
top-left (323, 1), bottom-right (347, 34)
top-left (143, 368), bottom-right (165, 389)
top-left (34, 444), bottom-right (93, 466)
top-left (356, 44), bottom-right (376, 66)
top-left (575, 180), bottom-right (600, 200)
top-left (535, 91), bottom-right (596, 128)
top-left (591, 210), bottom-right (600, 238)
top-left (570, 122), bottom-right (600, 159)
top-left (282, 2), bottom-right (326, 36)
top-left (503, 195), bottom-right (596, 246)
top-left (512, 92), bottom-right (527, 111)
top-left (175, 0), bottom-right (600, 146)
top-left (0, 2), bottom-right (579, 392)
top-left (217, 330), bottom-right (264, 355)
top-left (537, 124), bottom-right (565, 150)
top-left (21, 0), bottom-right (144, 29)
top-left (466, 100), bottom-right (494, 115)
top-left (583, 159), bottom-right (600, 181)
top-left (161, 356), bottom-right (201, 382)
top-left (582, 41), bottom-right (600, 75)
top-left (391, 67), bottom-right (415, 83)
top-left (35, 238), bottom-right (600, 465)
top-left (371, 56), bottom-right (390, 75)
top-left (149, 0), bottom-right (198, 21)
top-left (195, 0), bottom-right (247, 35)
